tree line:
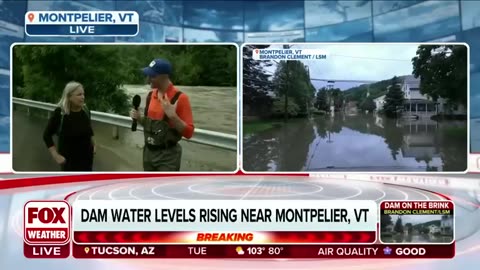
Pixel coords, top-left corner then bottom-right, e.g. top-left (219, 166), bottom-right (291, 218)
top-left (314, 88), bottom-right (347, 113)
top-left (243, 45), bottom-right (316, 120)
top-left (13, 44), bottom-right (237, 115)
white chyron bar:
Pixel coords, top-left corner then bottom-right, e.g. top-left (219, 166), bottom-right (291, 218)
top-left (72, 200), bottom-right (377, 232)
top-left (252, 48), bottom-right (329, 60)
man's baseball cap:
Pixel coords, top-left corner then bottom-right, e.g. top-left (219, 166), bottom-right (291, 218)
top-left (142, 58), bottom-right (172, 77)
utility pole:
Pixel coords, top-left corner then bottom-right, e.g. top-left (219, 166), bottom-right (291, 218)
top-left (284, 44), bottom-right (290, 122)
top-left (305, 65), bottom-right (310, 117)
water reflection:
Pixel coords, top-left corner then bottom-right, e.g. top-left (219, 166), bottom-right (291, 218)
top-left (471, 118), bottom-right (480, 152)
top-left (382, 233), bottom-right (453, 244)
top-left (243, 114), bottom-right (467, 172)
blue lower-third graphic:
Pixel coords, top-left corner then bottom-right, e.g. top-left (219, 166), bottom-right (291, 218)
top-left (25, 24), bottom-right (138, 36)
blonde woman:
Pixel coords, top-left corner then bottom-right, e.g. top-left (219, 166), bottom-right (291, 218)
top-left (43, 81), bottom-right (95, 171)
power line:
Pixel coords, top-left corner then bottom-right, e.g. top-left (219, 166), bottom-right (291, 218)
top-left (331, 54), bottom-right (412, 62)
top-left (311, 78), bottom-right (377, 83)
top-left (259, 70), bottom-right (378, 83)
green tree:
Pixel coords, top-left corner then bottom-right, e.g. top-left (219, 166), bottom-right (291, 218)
top-left (315, 88), bottom-right (329, 111)
top-left (383, 76), bottom-right (404, 118)
top-left (182, 45), bottom-right (237, 86)
top-left (272, 60), bottom-right (315, 117)
top-left (394, 216), bottom-right (404, 233)
top-left (381, 214), bottom-right (393, 232)
top-left (405, 223), bottom-right (413, 233)
top-left (272, 96), bottom-right (301, 117)
top-left (412, 45), bottom-right (467, 106)
top-left (119, 45), bottom-right (237, 87)
top-left (13, 45), bottom-right (238, 116)
top-left (360, 97), bottom-right (376, 112)
top-left (243, 45), bottom-right (274, 117)
top-left (14, 45), bottom-right (130, 115)
top-left (12, 50), bottom-right (24, 98)
top-left (326, 88), bottom-right (344, 111)
top-left (343, 78), bottom-right (394, 103)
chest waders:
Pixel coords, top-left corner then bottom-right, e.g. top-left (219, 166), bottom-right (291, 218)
top-left (142, 91), bottom-right (183, 171)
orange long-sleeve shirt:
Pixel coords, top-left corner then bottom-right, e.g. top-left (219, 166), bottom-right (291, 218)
top-left (146, 83), bottom-right (195, 139)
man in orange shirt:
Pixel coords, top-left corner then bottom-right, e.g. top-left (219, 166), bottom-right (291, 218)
top-left (130, 58), bottom-right (194, 171)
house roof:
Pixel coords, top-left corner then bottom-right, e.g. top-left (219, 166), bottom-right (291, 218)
top-left (403, 75), bottom-right (420, 89)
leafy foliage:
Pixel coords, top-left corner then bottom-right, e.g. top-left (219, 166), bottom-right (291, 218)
top-left (272, 96), bottom-right (300, 117)
top-left (242, 45), bottom-right (274, 117)
top-left (343, 76), bottom-right (409, 104)
top-left (243, 45), bottom-right (315, 119)
top-left (314, 89), bottom-right (329, 111)
top-left (360, 97), bottom-right (376, 112)
top-left (13, 44), bottom-right (237, 115)
top-left (14, 45), bottom-right (131, 115)
top-left (381, 214), bottom-right (393, 231)
top-left (328, 88), bottom-right (345, 111)
top-left (394, 216), bottom-right (404, 233)
top-left (412, 45), bottom-right (467, 106)
top-left (383, 76), bottom-right (404, 118)
top-left (272, 60), bottom-right (316, 115)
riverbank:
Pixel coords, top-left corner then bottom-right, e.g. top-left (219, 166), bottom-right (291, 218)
top-left (444, 126), bottom-right (467, 140)
top-left (243, 119), bottom-right (284, 135)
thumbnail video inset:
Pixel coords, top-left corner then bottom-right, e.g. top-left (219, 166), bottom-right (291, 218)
top-left (12, 43), bottom-right (238, 172)
top-left (380, 201), bottom-right (454, 245)
top-left (242, 43), bottom-right (468, 172)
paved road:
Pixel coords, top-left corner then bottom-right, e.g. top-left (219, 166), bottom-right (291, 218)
top-left (0, 175), bottom-right (479, 270)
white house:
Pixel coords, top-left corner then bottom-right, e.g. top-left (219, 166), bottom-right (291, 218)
top-left (441, 215), bottom-right (453, 234)
top-left (372, 75), bottom-right (465, 116)
top-left (401, 75), bottom-right (436, 114)
top-left (385, 224), bottom-right (394, 232)
top-left (401, 75), bottom-right (466, 115)
top-left (429, 224), bottom-right (440, 234)
top-left (374, 95), bottom-right (385, 112)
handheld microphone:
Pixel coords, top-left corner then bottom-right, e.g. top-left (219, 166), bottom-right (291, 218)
top-left (131, 95), bottom-right (141, 131)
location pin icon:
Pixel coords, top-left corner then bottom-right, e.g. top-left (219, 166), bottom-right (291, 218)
top-left (255, 49), bottom-right (259, 54)
top-left (85, 247), bottom-right (90, 254)
top-left (27, 13), bottom-right (34, 22)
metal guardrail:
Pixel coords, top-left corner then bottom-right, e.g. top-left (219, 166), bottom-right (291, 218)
top-left (13, 97), bottom-right (237, 151)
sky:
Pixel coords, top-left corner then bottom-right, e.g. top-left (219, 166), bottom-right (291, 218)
top-left (390, 214), bottom-right (446, 225)
top-left (262, 43), bottom-right (419, 90)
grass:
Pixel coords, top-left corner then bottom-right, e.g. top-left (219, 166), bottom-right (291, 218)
top-left (444, 126), bottom-right (467, 140)
top-left (243, 119), bottom-right (283, 135)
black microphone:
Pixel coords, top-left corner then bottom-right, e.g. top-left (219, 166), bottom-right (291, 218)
top-left (131, 95), bottom-right (141, 131)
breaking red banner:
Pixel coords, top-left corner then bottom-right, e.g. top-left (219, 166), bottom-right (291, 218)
top-left (73, 231), bottom-right (376, 244)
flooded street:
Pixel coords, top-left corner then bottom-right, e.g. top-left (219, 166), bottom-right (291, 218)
top-left (382, 233), bottom-right (454, 243)
top-left (243, 114), bottom-right (467, 172)
top-left (471, 118), bottom-right (480, 153)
